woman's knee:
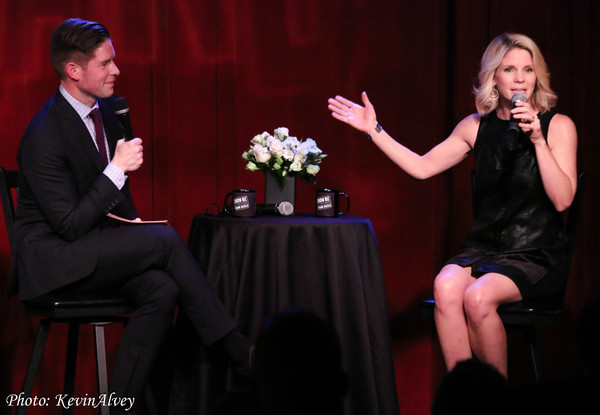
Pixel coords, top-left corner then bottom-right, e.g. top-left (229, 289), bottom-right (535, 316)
top-left (433, 266), bottom-right (471, 309)
top-left (463, 286), bottom-right (496, 324)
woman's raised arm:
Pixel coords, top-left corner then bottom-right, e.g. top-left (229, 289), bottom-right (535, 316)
top-left (328, 91), bottom-right (477, 180)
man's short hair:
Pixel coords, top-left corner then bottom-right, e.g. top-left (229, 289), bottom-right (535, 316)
top-left (50, 18), bottom-right (110, 79)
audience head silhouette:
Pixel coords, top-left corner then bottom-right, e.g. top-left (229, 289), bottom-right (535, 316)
top-left (431, 359), bottom-right (509, 415)
top-left (253, 308), bottom-right (347, 415)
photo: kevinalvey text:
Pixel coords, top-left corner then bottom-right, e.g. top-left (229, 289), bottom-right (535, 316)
top-left (5, 392), bottom-right (135, 411)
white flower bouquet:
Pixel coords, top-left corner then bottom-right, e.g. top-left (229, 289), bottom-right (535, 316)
top-left (242, 127), bottom-right (326, 183)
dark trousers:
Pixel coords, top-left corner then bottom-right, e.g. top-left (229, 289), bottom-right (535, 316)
top-left (60, 224), bottom-right (236, 410)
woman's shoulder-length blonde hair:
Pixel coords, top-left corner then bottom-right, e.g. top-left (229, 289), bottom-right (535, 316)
top-left (473, 33), bottom-right (557, 115)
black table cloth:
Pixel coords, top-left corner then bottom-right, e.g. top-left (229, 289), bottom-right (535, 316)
top-left (169, 213), bottom-right (399, 415)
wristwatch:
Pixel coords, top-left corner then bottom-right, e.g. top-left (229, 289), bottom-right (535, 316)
top-left (365, 122), bottom-right (383, 140)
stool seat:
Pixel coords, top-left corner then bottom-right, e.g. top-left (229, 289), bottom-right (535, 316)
top-left (23, 293), bottom-right (136, 319)
top-left (420, 298), bottom-right (563, 325)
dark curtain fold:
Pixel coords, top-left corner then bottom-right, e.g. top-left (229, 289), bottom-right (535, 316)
top-left (1, 1), bottom-right (598, 414)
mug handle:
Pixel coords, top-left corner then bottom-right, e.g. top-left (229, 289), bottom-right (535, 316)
top-left (339, 192), bottom-right (350, 216)
top-left (223, 192), bottom-right (233, 215)
top-left (205, 202), bottom-right (221, 216)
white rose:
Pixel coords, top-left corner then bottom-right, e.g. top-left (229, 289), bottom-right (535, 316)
top-left (284, 136), bottom-right (301, 151)
top-left (267, 138), bottom-right (284, 157)
top-left (274, 127), bottom-right (289, 140)
top-left (251, 132), bottom-right (269, 145)
top-left (253, 144), bottom-right (271, 163)
top-left (282, 149), bottom-right (294, 161)
top-left (290, 160), bottom-right (303, 172)
top-left (300, 138), bottom-right (321, 155)
top-left (293, 152), bottom-right (307, 163)
top-left (306, 164), bottom-right (320, 175)
top-left (304, 138), bottom-right (322, 154)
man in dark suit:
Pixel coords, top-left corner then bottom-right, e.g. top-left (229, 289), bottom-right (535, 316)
top-left (9, 18), bottom-right (251, 414)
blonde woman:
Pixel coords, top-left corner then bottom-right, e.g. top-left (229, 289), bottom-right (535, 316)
top-left (328, 33), bottom-right (577, 377)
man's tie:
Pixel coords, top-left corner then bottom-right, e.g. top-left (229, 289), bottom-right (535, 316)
top-left (89, 108), bottom-right (109, 166)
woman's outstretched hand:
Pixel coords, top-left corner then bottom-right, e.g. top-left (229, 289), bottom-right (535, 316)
top-left (328, 91), bottom-right (377, 134)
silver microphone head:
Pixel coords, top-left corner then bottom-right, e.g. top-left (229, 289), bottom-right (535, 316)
top-left (511, 93), bottom-right (527, 106)
top-left (276, 201), bottom-right (294, 216)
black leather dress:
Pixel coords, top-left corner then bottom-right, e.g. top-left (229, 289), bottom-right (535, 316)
top-left (447, 110), bottom-right (569, 301)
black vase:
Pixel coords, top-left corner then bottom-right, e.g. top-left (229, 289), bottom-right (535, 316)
top-left (264, 171), bottom-right (296, 208)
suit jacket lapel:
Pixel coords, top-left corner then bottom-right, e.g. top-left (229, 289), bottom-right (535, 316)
top-left (54, 91), bottom-right (106, 172)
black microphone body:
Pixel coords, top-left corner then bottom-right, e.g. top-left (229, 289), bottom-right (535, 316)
top-left (505, 93), bottom-right (527, 151)
top-left (112, 97), bottom-right (134, 141)
top-left (256, 202), bottom-right (294, 216)
top-left (507, 92), bottom-right (527, 133)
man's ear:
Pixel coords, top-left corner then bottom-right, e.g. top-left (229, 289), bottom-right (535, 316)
top-left (65, 62), bottom-right (81, 81)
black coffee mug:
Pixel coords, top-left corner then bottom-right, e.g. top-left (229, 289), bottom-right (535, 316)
top-left (315, 189), bottom-right (350, 217)
top-left (224, 189), bottom-right (256, 217)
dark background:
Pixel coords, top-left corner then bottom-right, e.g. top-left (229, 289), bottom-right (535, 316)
top-left (1, 1), bottom-right (598, 414)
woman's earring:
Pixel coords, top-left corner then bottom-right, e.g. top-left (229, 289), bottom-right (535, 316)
top-left (490, 87), bottom-right (499, 102)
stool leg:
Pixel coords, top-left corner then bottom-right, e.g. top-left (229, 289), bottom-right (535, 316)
top-left (17, 319), bottom-right (51, 415)
top-left (62, 323), bottom-right (79, 415)
top-left (94, 324), bottom-right (110, 415)
top-left (523, 326), bottom-right (543, 382)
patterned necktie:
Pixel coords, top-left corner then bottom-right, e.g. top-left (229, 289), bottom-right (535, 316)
top-left (89, 108), bottom-right (108, 166)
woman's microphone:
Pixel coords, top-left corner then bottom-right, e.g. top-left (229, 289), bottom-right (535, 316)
top-left (505, 93), bottom-right (527, 151)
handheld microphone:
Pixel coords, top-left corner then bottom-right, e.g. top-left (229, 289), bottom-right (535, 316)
top-left (257, 202), bottom-right (294, 216)
top-left (505, 93), bottom-right (527, 151)
top-left (112, 97), bottom-right (134, 141)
